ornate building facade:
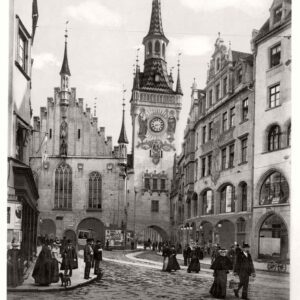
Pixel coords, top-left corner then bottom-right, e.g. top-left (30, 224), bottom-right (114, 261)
top-left (251, 0), bottom-right (291, 260)
top-left (7, 0), bottom-right (39, 261)
top-left (30, 30), bottom-right (128, 246)
top-left (126, 0), bottom-right (183, 242)
top-left (171, 35), bottom-right (255, 249)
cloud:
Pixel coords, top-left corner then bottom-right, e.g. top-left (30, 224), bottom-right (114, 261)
top-left (168, 35), bottom-right (212, 57)
top-left (33, 53), bottom-right (60, 70)
top-left (65, 2), bottom-right (122, 27)
top-left (179, 0), bottom-right (272, 14)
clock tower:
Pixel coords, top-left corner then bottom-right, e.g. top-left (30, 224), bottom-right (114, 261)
top-left (129, 0), bottom-right (182, 242)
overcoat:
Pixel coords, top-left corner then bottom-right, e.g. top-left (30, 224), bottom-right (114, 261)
top-left (61, 245), bottom-right (78, 270)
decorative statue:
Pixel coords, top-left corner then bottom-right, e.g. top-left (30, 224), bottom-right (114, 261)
top-left (60, 120), bottom-right (68, 156)
top-left (167, 111), bottom-right (176, 134)
top-left (60, 139), bottom-right (68, 156)
top-left (138, 108), bottom-right (148, 140)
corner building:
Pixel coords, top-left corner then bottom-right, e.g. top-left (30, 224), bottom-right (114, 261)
top-left (171, 35), bottom-right (255, 249)
top-left (30, 32), bottom-right (128, 246)
top-left (251, 0), bottom-right (291, 260)
top-left (126, 0), bottom-right (182, 242)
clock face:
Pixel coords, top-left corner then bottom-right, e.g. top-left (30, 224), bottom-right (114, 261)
top-left (150, 117), bottom-right (165, 133)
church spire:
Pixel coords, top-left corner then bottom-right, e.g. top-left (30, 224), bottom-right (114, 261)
top-left (145, 0), bottom-right (166, 39)
top-left (118, 89), bottom-right (129, 145)
top-left (60, 21), bottom-right (71, 76)
top-left (176, 53), bottom-right (183, 95)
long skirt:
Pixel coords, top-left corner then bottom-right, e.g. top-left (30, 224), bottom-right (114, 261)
top-left (209, 270), bottom-right (228, 299)
top-left (32, 258), bottom-right (52, 285)
top-left (187, 257), bottom-right (200, 273)
top-left (51, 258), bottom-right (59, 283)
top-left (166, 255), bottom-right (180, 272)
top-left (162, 257), bottom-right (169, 271)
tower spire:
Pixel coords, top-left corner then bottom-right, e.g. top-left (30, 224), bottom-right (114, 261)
top-left (118, 88), bottom-right (129, 144)
top-left (176, 53), bottom-right (183, 95)
top-left (60, 21), bottom-right (71, 76)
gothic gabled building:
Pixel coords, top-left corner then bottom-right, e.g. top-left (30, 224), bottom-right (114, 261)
top-left (30, 30), bottom-right (128, 246)
top-left (126, 0), bottom-right (183, 242)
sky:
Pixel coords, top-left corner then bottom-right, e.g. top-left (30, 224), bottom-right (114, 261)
top-left (29, 0), bottom-right (274, 153)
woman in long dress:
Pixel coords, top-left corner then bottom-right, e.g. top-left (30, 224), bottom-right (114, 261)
top-left (209, 248), bottom-right (233, 299)
top-left (162, 243), bottom-right (170, 271)
top-left (32, 243), bottom-right (53, 285)
top-left (187, 245), bottom-right (200, 273)
top-left (166, 245), bottom-right (180, 272)
top-left (50, 241), bottom-right (60, 283)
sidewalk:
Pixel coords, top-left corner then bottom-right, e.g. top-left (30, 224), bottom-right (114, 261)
top-left (7, 249), bottom-right (97, 293)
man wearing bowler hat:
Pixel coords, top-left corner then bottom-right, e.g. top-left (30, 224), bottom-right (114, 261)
top-left (233, 243), bottom-right (256, 300)
top-left (84, 238), bottom-right (94, 279)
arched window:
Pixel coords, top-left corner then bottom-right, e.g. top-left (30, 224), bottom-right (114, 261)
top-left (88, 172), bottom-right (102, 209)
top-left (54, 163), bottom-right (72, 209)
top-left (241, 183), bottom-right (247, 211)
top-left (260, 171), bottom-right (289, 205)
top-left (162, 43), bottom-right (166, 57)
top-left (187, 199), bottom-right (191, 219)
top-left (192, 193), bottom-right (198, 217)
top-left (148, 41), bottom-right (152, 55)
top-left (220, 185), bottom-right (235, 213)
top-left (268, 125), bottom-right (281, 151)
top-left (155, 41), bottom-right (160, 55)
top-left (202, 190), bottom-right (214, 215)
top-left (287, 124), bottom-right (291, 147)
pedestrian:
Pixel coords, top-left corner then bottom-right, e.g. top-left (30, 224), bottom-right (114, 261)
top-left (162, 242), bottom-right (170, 271)
top-left (60, 236), bottom-right (67, 255)
top-left (93, 240), bottom-right (103, 275)
top-left (90, 238), bottom-right (95, 270)
top-left (233, 243), bottom-right (256, 300)
top-left (32, 241), bottom-right (53, 286)
top-left (131, 240), bottom-right (135, 250)
top-left (106, 239), bottom-right (109, 250)
top-left (209, 248), bottom-right (233, 299)
top-left (61, 239), bottom-right (78, 277)
top-left (7, 240), bottom-right (23, 287)
top-left (158, 241), bottom-right (162, 253)
top-left (211, 244), bottom-right (220, 264)
top-left (84, 238), bottom-right (94, 279)
top-left (195, 243), bottom-right (204, 260)
top-left (166, 245), bottom-right (180, 272)
top-left (50, 239), bottom-right (60, 283)
top-left (187, 244), bottom-right (200, 273)
top-left (227, 245), bottom-right (236, 266)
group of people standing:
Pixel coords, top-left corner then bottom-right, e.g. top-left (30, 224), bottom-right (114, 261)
top-left (161, 242), bottom-right (180, 272)
top-left (210, 243), bottom-right (255, 300)
top-left (83, 239), bottom-right (103, 279)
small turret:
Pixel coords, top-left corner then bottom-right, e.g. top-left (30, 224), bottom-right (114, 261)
top-left (176, 53), bottom-right (183, 95)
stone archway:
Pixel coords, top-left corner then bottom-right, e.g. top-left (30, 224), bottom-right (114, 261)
top-left (77, 218), bottom-right (105, 246)
top-left (138, 225), bottom-right (168, 243)
top-left (258, 213), bottom-right (289, 259)
top-left (64, 229), bottom-right (77, 246)
top-left (216, 220), bottom-right (235, 249)
top-left (39, 218), bottom-right (56, 239)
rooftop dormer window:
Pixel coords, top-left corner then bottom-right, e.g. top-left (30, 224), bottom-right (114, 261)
top-left (273, 5), bottom-right (283, 24)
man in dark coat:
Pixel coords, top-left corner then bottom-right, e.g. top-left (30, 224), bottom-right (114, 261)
top-left (84, 238), bottom-right (94, 279)
top-left (61, 239), bottom-right (77, 277)
top-left (233, 243), bottom-right (256, 300)
top-left (93, 240), bottom-right (103, 275)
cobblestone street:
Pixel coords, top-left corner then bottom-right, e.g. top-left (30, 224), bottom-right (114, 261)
top-left (8, 251), bottom-right (289, 300)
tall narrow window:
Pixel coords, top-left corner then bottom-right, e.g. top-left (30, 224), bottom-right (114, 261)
top-left (145, 177), bottom-right (150, 190)
top-left (162, 43), bottom-right (166, 57)
top-left (160, 179), bottom-right (166, 191)
top-left (229, 107), bottom-right (235, 128)
top-left (241, 137), bottom-right (248, 163)
top-left (202, 190), bottom-right (213, 215)
top-left (195, 159), bottom-right (198, 181)
top-left (152, 178), bottom-right (158, 190)
top-left (269, 84), bottom-right (280, 108)
top-left (208, 121), bottom-right (213, 141)
top-left (220, 185), bottom-right (235, 213)
top-left (223, 76), bottom-right (227, 96)
top-left (201, 157), bottom-right (206, 177)
top-left (49, 129), bottom-right (52, 139)
top-left (221, 148), bottom-right (227, 170)
top-left (241, 183), bottom-right (247, 211)
top-left (237, 68), bottom-right (243, 84)
top-left (229, 144), bottom-right (235, 168)
top-left (242, 98), bottom-right (248, 121)
top-left (155, 41), bottom-right (160, 55)
top-left (215, 83), bottom-right (220, 101)
top-left (88, 172), bottom-right (102, 209)
top-left (222, 112), bottom-right (228, 132)
top-left (202, 126), bottom-right (206, 144)
top-left (54, 163), bottom-right (72, 209)
top-left (270, 44), bottom-right (281, 68)
top-left (207, 154), bottom-right (212, 175)
top-left (268, 125), bottom-right (281, 151)
top-left (209, 90), bottom-right (213, 107)
top-left (78, 129), bottom-right (81, 139)
top-left (18, 30), bottom-right (27, 71)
